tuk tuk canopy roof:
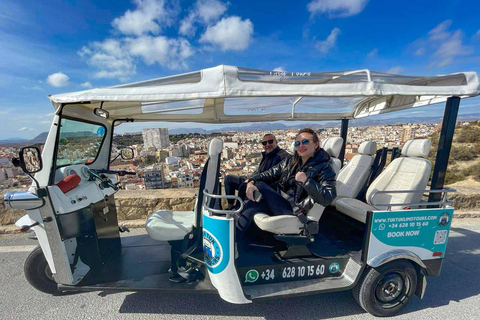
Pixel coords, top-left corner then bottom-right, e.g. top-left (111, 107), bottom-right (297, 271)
top-left (49, 65), bottom-right (480, 123)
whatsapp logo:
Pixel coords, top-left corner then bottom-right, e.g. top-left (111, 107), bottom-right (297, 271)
top-left (245, 269), bottom-right (259, 283)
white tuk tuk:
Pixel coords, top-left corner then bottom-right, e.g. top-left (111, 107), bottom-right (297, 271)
top-left (5, 65), bottom-right (480, 317)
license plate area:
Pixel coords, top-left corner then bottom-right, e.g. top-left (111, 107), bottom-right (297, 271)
top-left (239, 258), bottom-right (349, 286)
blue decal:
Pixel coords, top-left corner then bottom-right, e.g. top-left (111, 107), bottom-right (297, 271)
top-left (202, 214), bottom-right (231, 274)
top-left (329, 262), bottom-right (340, 274)
top-left (96, 127), bottom-right (105, 136)
top-left (203, 229), bottom-right (222, 268)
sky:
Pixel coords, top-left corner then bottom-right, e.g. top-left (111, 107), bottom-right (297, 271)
top-left (1, 0), bottom-right (480, 139)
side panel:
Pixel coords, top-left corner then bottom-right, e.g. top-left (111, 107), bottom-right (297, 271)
top-left (202, 210), bottom-right (251, 304)
top-left (367, 208), bottom-right (453, 269)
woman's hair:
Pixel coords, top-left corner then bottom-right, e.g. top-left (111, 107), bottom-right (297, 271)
top-left (292, 128), bottom-right (320, 168)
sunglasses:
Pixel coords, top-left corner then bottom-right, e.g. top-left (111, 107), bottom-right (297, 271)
top-left (294, 138), bottom-right (311, 148)
top-left (262, 139), bottom-right (275, 146)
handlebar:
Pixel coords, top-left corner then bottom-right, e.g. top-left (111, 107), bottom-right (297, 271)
top-left (96, 169), bottom-right (136, 176)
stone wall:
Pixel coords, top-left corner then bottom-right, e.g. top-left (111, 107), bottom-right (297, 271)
top-left (1, 188), bottom-right (479, 225)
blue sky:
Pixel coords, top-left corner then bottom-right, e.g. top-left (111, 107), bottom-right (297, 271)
top-left (1, 0), bottom-right (480, 139)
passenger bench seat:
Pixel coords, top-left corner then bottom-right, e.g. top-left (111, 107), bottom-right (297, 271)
top-left (335, 139), bottom-right (432, 223)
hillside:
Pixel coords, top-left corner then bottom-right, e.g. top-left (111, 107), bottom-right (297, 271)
top-left (428, 121), bottom-right (480, 185)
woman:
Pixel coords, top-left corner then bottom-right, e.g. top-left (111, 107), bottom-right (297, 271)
top-left (236, 128), bottom-right (337, 240)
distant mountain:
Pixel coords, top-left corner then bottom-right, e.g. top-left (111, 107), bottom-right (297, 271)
top-left (29, 132), bottom-right (49, 144)
top-left (2, 113), bottom-right (479, 145)
top-left (0, 137), bottom-right (29, 145)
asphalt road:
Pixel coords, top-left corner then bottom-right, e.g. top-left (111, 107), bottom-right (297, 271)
top-left (1, 219), bottom-right (480, 320)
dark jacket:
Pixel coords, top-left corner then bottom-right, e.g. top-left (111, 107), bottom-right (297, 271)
top-left (250, 149), bottom-right (337, 213)
top-left (257, 146), bottom-right (290, 173)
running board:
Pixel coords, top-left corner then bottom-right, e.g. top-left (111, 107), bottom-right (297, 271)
top-left (243, 258), bottom-right (362, 300)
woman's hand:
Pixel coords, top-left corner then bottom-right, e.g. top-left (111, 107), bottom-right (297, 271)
top-left (246, 181), bottom-right (259, 201)
top-left (295, 172), bottom-right (307, 184)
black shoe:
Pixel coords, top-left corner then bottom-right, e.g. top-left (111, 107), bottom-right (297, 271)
top-left (169, 273), bottom-right (187, 283)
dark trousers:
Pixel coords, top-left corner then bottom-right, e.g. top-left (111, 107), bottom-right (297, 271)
top-left (236, 182), bottom-right (294, 240)
top-left (224, 174), bottom-right (247, 205)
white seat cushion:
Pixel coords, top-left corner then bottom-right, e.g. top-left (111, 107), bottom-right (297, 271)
top-left (254, 204), bottom-right (325, 235)
top-left (145, 210), bottom-right (194, 241)
top-left (336, 154), bottom-right (374, 199)
top-left (335, 198), bottom-right (376, 223)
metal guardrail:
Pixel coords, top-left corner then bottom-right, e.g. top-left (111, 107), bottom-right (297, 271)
top-left (369, 188), bottom-right (456, 211)
top-left (203, 190), bottom-right (244, 218)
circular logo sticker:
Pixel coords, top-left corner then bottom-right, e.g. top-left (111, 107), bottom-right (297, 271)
top-left (203, 229), bottom-right (223, 268)
top-left (329, 262), bottom-right (340, 274)
top-left (438, 212), bottom-right (450, 227)
top-left (245, 269), bottom-right (259, 283)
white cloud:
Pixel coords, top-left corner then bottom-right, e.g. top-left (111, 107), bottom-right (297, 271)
top-left (127, 36), bottom-right (194, 69)
top-left (428, 20), bottom-right (452, 41)
top-left (179, 0), bottom-right (229, 37)
top-left (308, 0), bottom-right (369, 18)
top-left (434, 30), bottom-right (473, 67)
top-left (386, 66), bottom-right (404, 74)
top-left (366, 48), bottom-right (377, 58)
top-left (196, 0), bottom-right (228, 23)
top-left (112, 0), bottom-right (177, 36)
top-left (415, 47), bottom-right (426, 56)
top-left (19, 127), bottom-right (33, 131)
top-left (79, 40), bottom-right (136, 79)
top-left (81, 82), bottom-right (93, 88)
top-left (200, 16), bottom-right (253, 51)
top-left (411, 21), bottom-right (474, 67)
top-left (179, 12), bottom-right (197, 36)
top-left (315, 27), bottom-right (341, 54)
top-left (273, 67), bottom-right (286, 72)
top-left (47, 72), bottom-right (70, 87)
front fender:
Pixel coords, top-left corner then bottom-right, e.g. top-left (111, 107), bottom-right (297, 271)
top-left (367, 249), bottom-right (427, 269)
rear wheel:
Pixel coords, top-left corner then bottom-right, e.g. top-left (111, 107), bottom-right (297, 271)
top-left (24, 246), bottom-right (59, 294)
top-left (353, 260), bottom-right (417, 317)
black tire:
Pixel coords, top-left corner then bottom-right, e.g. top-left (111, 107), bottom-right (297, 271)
top-left (24, 246), bottom-right (59, 294)
top-left (353, 260), bottom-right (418, 317)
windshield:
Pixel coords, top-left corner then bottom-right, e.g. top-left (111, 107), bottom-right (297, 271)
top-left (56, 118), bottom-right (106, 167)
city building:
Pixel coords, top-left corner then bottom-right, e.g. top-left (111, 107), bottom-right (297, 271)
top-left (142, 128), bottom-right (170, 149)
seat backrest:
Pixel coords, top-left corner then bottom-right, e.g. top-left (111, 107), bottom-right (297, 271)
top-left (194, 138), bottom-right (223, 227)
top-left (321, 137), bottom-right (344, 175)
top-left (336, 141), bottom-right (376, 199)
top-left (366, 139), bottom-right (432, 210)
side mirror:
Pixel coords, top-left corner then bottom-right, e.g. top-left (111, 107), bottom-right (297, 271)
top-left (120, 147), bottom-right (134, 160)
top-left (19, 146), bottom-right (43, 174)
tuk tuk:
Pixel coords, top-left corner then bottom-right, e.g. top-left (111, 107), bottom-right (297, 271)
top-left (4, 65), bottom-right (479, 317)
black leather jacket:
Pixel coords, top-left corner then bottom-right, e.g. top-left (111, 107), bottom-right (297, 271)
top-left (250, 149), bottom-right (337, 213)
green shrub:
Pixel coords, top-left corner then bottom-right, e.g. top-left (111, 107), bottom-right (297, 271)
top-left (462, 163), bottom-right (480, 182)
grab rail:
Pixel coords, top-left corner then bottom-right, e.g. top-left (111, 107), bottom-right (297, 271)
top-left (369, 188), bottom-right (456, 211)
top-left (203, 190), bottom-right (244, 218)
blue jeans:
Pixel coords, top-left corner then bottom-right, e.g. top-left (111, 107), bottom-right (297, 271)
top-left (236, 182), bottom-right (294, 240)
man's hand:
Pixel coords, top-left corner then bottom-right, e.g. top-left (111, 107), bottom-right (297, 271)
top-left (295, 172), bottom-right (307, 184)
top-left (246, 181), bottom-right (259, 201)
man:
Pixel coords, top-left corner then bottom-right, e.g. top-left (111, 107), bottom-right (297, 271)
top-left (224, 133), bottom-right (290, 208)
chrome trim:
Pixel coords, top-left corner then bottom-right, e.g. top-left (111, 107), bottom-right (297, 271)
top-left (203, 190), bottom-right (244, 218)
top-left (367, 249), bottom-right (427, 269)
top-left (4, 191), bottom-right (45, 210)
top-left (369, 188), bottom-right (456, 210)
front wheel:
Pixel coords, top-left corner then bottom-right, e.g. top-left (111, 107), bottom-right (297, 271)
top-left (24, 246), bottom-right (59, 294)
top-left (353, 260), bottom-right (418, 317)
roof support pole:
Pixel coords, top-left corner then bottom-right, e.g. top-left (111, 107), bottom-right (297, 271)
top-left (428, 96), bottom-right (460, 203)
top-left (339, 119), bottom-right (349, 166)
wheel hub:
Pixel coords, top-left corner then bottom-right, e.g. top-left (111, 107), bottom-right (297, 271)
top-left (376, 273), bottom-right (405, 303)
